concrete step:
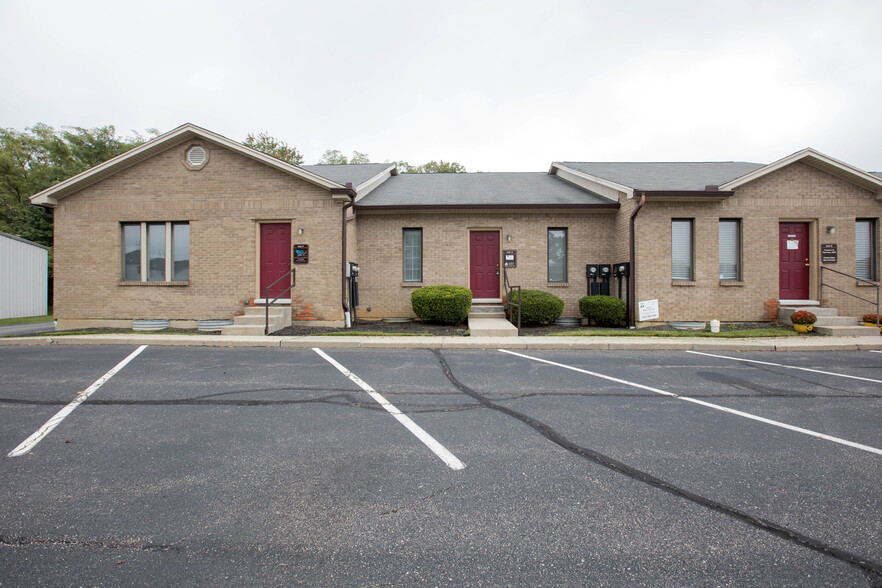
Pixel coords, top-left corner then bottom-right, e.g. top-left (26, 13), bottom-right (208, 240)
top-left (468, 317), bottom-right (519, 337)
top-left (221, 324), bottom-right (275, 336)
top-left (779, 306), bottom-right (839, 325)
top-left (813, 325), bottom-right (881, 336)
top-left (233, 313), bottom-right (288, 326)
top-left (243, 305), bottom-right (290, 317)
top-left (813, 316), bottom-right (862, 327)
top-left (470, 305), bottom-right (504, 313)
top-left (222, 305), bottom-right (291, 335)
top-left (469, 305), bottom-right (506, 319)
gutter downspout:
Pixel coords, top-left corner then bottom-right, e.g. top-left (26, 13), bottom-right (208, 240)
top-left (331, 183), bottom-right (357, 327)
top-left (628, 192), bottom-right (646, 327)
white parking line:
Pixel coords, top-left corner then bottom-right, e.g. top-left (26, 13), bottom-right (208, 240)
top-left (499, 349), bottom-right (882, 457)
top-left (686, 350), bottom-right (882, 384)
top-left (7, 345), bottom-right (148, 458)
top-left (870, 350), bottom-right (882, 354)
top-left (313, 348), bottom-right (465, 470)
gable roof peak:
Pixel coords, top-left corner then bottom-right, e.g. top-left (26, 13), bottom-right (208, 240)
top-left (29, 123), bottom-right (348, 207)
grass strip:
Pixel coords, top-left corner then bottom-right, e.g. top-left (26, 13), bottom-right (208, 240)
top-left (0, 314), bottom-right (53, 326)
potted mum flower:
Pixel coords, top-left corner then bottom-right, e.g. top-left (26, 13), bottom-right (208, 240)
top-left (862, 313), bottom-right (880, 327)
top-left (790, 310), bottom-right (817, 333)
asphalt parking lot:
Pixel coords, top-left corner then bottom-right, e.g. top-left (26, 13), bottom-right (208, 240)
top-left (1, 345), bottom-right (880, 587)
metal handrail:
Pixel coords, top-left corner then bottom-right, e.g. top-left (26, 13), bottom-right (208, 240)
top-left (264, 265), bottom-right (296, 335)
top-left (819, 266), bottom-right (879, 329)
top-left (503, 266), bottom-right (521, 335)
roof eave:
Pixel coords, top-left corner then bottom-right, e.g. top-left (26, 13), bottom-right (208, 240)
top-left (354, 202), bottom-right (620, 211)
top-left (719, 148), bottom-right (882, 194)
top-left (28, 123), bottom-right (346, 208)
top-left (637, 190), bottom-right (734, 202)
top-left (354, 164), bottom-right (398, 201)
top-left (550, 163), bottom-right (634, 199)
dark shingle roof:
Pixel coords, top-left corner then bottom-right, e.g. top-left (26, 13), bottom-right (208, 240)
top-left (557, 161), bottom-right (766, 191)
top-left (299, 163), bottom-right (392, 187)
top-left (871, 171), bottom-right (882, 179)
top-left (356, 172), bottom-right (616, 208)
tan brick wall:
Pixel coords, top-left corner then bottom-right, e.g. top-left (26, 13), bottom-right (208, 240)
top-left (632, 162), bottom-right (881, 323)
top-left (354, 209), bottom-right (618, 319)
top-left (54, 139), bottom-right (346, 324)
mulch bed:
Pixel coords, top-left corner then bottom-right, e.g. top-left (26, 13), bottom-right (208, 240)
top-left (271, 320), bottom-right (783, 337)
top-left (271, 320), bottom-right (470, 337)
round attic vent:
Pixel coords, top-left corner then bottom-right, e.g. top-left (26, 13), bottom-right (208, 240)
top-left (187, 146), bottom-right (207, 167)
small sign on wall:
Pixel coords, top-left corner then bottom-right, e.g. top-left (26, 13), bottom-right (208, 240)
top-left (821, 243), bottom-right (837, 263)
top-left (503, 249), bottom-right (517, 268)
top-left (293, 244), bottom-right (309, 264)
top-left (786, 239), bottom-right (799, 250)
top-left (638, 299), bottom-right (659, 321)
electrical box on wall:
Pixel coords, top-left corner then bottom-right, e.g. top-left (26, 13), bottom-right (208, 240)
top-left (293, 244), bottom-right (309, 264)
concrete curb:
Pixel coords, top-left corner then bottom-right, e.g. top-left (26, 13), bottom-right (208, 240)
top-left (2, 334), bottom-right (882, 351)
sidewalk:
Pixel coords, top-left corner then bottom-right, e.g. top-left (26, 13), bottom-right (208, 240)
top-left (2, 333), bottom-right (882, 351)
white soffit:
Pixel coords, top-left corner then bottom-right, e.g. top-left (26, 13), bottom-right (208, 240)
top-left (354, 164), bottom-right (398, 201)
top-left (29, 123), bottom-right (346, 207)
top-left (550, 164), bottom-right (632, 201)
top-left (720, 148), bottom-right (882, 195)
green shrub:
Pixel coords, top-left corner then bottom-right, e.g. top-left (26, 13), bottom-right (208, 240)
top-left (579, 295), bottom-right (626, 326)
top-left (509, 289), bottom-right (564, 324)
top-left (411, 285), bottom-right (472, 324)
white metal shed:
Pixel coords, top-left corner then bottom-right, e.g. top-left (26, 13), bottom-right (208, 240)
top-left (0, 231), bottom-right (49, 319)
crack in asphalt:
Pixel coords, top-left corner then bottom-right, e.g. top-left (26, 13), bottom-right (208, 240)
top-left (0, 534), bottom-right (180, 552)
top-left (431, 349), bottom-right (882, 585)
top-left (0, 393), bottom-right (483, 415)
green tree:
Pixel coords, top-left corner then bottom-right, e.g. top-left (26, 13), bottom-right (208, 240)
top-left (317, 149), bottom-right (371, 165)
top-left (0, 124), bottom-right (156, 248)
top-left (396, 159), bottom-right (467, 173)
top-left (243, 132), bottom-right (304, 165)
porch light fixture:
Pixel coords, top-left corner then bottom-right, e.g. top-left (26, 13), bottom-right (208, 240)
top-left (298, 227), bottom-right (304, 235)
top-left (506, 234), bottom-right (512, 241)
top-left (826, 226), bottom-right (835, 234)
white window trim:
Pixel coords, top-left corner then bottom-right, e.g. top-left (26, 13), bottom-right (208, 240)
top-left (124, 221), bottom-right (188, 283)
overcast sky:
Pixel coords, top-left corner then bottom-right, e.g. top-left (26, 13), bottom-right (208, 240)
top-left (2, 0), bottom-right (880, 172)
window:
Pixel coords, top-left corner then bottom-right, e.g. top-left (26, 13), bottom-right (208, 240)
top-left (122, 223), bottom-right (141, 281)
top-left (122, 222), bottom-right (189, 282)
top-left (672, 219), bottom-right (694, 281)
top-left (719, 219), bottom-right (741, 281)
top-left (403, 228), bottom-right (422, 282)
top-left (856, 219), bottom-right (877, 281)
top-left (547, 228), bottom-right (567, 283)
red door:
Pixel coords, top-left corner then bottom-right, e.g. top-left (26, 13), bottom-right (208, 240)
top-left (469, 231), bottom-right (500, 299)
top-left (260, 223), bottom-right (292, 299)
top-left (779, 222), bottom-right (810, 299)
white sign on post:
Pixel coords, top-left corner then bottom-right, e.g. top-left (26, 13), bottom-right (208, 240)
top-left (638, 299), bottom-right (659, 321)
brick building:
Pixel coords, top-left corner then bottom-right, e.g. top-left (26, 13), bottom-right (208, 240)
top-left (29, 124), bottom-right (882, 330)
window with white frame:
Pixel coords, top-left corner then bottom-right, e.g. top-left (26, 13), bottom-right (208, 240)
top-left (122, 222), bottom-right (189, 282)
top-left (856, 219), bottom-right (877, 281)
top-left (672, 219), bottom-right (694, 281)
top-left (547, 228), bottom-right (568, 283)
top-left (403, 228), bottom-right (422, 282)
top-left (719, 219), bottom-right (741, 281)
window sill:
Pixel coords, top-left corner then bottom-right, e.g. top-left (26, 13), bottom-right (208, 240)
top-left (856, 281), bottom-right (879, 287)
top-left (672, 281), bottom-right (696, 286)
top-left (719, 281), bottom-right (744, 287)
top-left (547, 282), bottom-right (568, 287)
top-left (119, 281), bottom-right (189, 287)
top-left (401, 282), bottom-right (423, 288)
